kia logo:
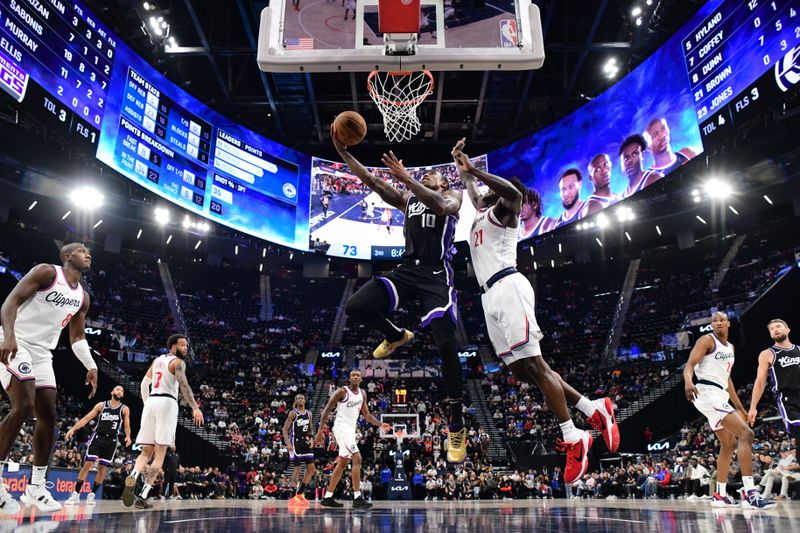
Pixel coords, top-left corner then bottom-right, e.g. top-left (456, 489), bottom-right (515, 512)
top-left (390, 485), bottom-right (406, 491)
top-left (699, 325), bottom-right (712, 332)
top-left (647, 442), bottom-right (670, 451)
top-left (321, 351), bottom-right (341, 358)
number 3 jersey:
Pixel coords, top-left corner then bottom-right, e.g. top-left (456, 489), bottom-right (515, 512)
top-left (94, 401), bottom-right (124, 440)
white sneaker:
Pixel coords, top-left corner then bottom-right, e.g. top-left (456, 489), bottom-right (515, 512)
top-left (686, 494), bottom-right (698, 502)
top-left (65, 491), bottom-right (80, 506)
top-left (86, 492), bottom-right (96, 506)
top-left (0, 486), bottom-right (20, 515)
top-left (21, 486), bottom-right (62, 512)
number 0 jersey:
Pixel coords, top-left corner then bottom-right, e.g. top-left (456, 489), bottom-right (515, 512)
top-left (694, 333), bottom-right (735, 389)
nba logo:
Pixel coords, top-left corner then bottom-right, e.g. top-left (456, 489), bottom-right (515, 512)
top-left (499, 20), bottom-right (518, 48)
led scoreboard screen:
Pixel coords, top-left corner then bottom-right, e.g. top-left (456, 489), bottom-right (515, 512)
top-left (686, 0), bottom-right (800, 145)
top-left (0, 0), bottom-right (117, 149)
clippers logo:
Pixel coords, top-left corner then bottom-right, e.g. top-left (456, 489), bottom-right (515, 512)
top-left (775, 45), bottom-right (800, 92)
top-left (45, 291), bottom-right (82, 309)
top-left (18, 362), bottom-right (31, 375)
top-left (777, 355), bottom-right (800, 368)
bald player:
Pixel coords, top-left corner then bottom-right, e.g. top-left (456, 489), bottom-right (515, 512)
top-left (580, 154), bottom-right (619, 218)
top-left (549, 169), bottom-right (584, 230)
top-left (645, 118), bottom-right (697, 175)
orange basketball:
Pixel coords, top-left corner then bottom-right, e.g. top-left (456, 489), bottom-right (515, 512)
top-left (333, 111), bottom-right (367, 146)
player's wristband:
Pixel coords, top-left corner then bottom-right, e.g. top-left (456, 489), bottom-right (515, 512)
top-left (71, 339), bottom-right (97, 371)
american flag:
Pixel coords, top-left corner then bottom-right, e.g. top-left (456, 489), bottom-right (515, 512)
top-left (285, 38), bottom-right (314, 50)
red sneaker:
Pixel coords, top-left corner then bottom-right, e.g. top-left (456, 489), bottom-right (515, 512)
top-left (556, 430), bottom-right (592, 484)
top-left (587, 397), bottom-right (620, 453)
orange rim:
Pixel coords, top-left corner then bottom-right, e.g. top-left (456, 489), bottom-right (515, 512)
top-left (367, 70), bottom-right (434, 107)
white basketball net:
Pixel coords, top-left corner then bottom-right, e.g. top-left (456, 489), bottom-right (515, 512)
top-left (368, 71), bottom-right (434, 142)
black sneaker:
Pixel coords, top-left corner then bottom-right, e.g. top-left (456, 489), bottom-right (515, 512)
top-left (320, 497), bottom-right (343, 508)
top-left (353, 496), bottom-right (372, 510)
top-left (134, 496), bottom-right (152, 509)
top-left (122, 476), bottom-right (137, 507)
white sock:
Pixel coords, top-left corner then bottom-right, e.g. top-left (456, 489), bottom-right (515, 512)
top-left (141, 484), bottom-right (152, 499)
top-left (324, 491), bottom-right (333, 498)
top-left (0, 461), bottom-right (5, 484)
top-left (742, 476), bottom-right (755, 491)
top-left (717, 482), bottom-right (726, 496)
top-left (30, 466), bottom-right (47, 488)
top-left (559, 420), bottom-right (580, 441)
top-left (576, 397), bottom-right (597, 417)
top-left (354, 491), bottom-right (361, 499)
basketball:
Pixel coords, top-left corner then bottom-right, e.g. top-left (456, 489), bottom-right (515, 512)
top-left (333, 111), bottom-right (367, 146)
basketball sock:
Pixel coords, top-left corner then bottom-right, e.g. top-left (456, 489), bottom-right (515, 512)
top-left (131, 469), bottom-right (141, 481)
top-left (576, 397), bottom-right (597, 417)
top-left (354, 491), bottom-right (362, 499)
top-left (324, 491), bottom-right (333, 499)
top-left (92, 482), bottom-right (102, 493)
top-left (296, 483), bottom-right (307, 496)
top-left (717, 482), bottom-right (727, 496)
top-left (742, 476), bottom-right (755, 491)
top-left (0, 461), bottom-right (5, 484)
top-left (141, 484), bottom-right (152, 499)
top-left (75, 479), bottom-right (85, 494)
top-left (559, 420), bottom-right (581, 442)
top-left (30, 466), bottom-right (47, 489)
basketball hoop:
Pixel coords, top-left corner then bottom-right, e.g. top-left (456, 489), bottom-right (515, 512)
top-left (367, 70), bottom-right (434, 142)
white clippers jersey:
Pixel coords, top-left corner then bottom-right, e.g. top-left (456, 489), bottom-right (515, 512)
top-left (12, 265), bottom-right (84, 349)
top-left (149, 354), bottom-right (180, 399)
top-left (469, 206), bottom-right (518, 287)
top-left (695, 334), bottom-right (735, 389)
top-left (333, 387), bottom-right (363, 432)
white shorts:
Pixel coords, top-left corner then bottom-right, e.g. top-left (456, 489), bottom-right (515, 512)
top-left (692, 384), bottom-right (735, 431)
top-left (332, 425), bottom-right (359, 458)
top-left (481, 272), bottom-right (544, 365)
top-left (136, 396), bottom-right (179, 447)
top-left (0, 331), bottom-right (56, 391)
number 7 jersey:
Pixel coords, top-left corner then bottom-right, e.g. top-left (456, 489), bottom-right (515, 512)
top-left (469, 206), bottom-right (518, 286)
top-left (150, 354), bottom-right (179, 399)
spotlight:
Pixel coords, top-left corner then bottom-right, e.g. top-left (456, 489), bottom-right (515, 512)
top-left (693, 196), bottom-right (701, 203)
top-left (182, 216), bottom-right (191, 228)
top-left (558, 243), bottom-right (562, 253)
top-left (70, 186), bottom-right (104, 209)
top-left (289, 253), bottom-right (293, 260)
top-left (136, 228), bottom-right (143, 239)
top-left (166, 234), bottom-right (173, 244)
top-left (61, 210), bottom-right (72, 220)
top-left (656, 225), bottom-right (661, 236)
top-left (595, 238), bottom-right (603, 247)
top-left (550, 259), bottom-right (555, 268)
top-left (92, 220), bottom-right (103, 229)
top-left (696, 215), bottom-right (707, 225)
top-left (259, 264), bottom-right (263, 272)
top-left (235, 245), bottom-right (239, 255)
top-left (728, 206), bottom-right (739, 215)
top-left (625, 231), bottom-right (631, 242)
top-left (533, 261), bottom-right (537, 270)
top-left (691, 189), bottom-right (700, 196)
top-left (195, 240), bottom-right (202, 250)
top-left (635, 17), bottom-right (642, 26)
top-left (703, 179), bottom-right (732, 200)
top-left (154, 207), bottom-right (170, 225)
top-left (27, 201), bottom-right (37, 211)
top-left (262, 248), bottom-right (267, 258)
top-left (763, 195), bottom-right (773, 205)
top-left (631, 6), bottom-right (642, 17)
top-left (596, 213), bottom-right (610, 229)
top-left (602, 58), bottom-right (620, 79)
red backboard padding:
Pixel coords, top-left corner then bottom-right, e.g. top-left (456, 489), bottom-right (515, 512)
top-left (379, 0), bottom-right (421, 33)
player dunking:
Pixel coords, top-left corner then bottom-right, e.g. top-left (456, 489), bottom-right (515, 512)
top-left (282, 393), bottom-right (316, 506)
top-left (64, 385), bottom-right (131, 505)
top-left (0, 243), bottom-right (97, 514)
top-left (123, 334), bottom-right (204, 509)
top-left (749, 319), bottom-right (800, 452)
top-left (684, 312), bottom-right (774, 509)
top-left (452, 139), bottom-right (619, 484)
top-left (314, 369), bottom-right (391, 509)
top-left (332, 125), bottom-right (470, 463)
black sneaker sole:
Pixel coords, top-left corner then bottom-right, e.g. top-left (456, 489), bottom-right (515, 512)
top-left (319, 501), bottom-right (344, 508)
top-left (122, 485), bottom-right (135, 508)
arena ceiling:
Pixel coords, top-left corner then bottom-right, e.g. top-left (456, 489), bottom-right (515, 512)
top-left (85, 0), bottom-right (705, 157)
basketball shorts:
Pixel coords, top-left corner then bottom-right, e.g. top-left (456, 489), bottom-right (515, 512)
top-left (692, 383), bottom-right (735, 431)
top-left (85, 434), bottom-right (118, 466)
top-left (0, 330), bottom-right (57, 391)
top-left (481, 272), bottom-right (544, 365)
top-left (376, 262), bottom-right (456, 328)
top-left (776, 391), bottom-right (800, 438)
top-left (136, 396), bottom-right (179, 447)
top-left (332, 425), bottom-right (360, 458)
top-left (290, 441), bottom-right (315, 464)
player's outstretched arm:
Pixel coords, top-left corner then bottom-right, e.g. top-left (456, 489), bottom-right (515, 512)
top-left (331, 124), bottom-right (408, 210)
top-left (382, 151), bottom-right (462, 216)
top-left (64, 402), bottom-right (103, 440)
top-left (458, 157), bottom-right (521, 211)
top-left (173, 359), bottom-right (203, 426)
top-left (69, 291), bottom-right (97, 398)
top-left (0, 264), bottom-right (56, 365)
top-left (452, 138), bottom-right (481, 209)
top-left (123, 405), bottom-right (132, 446)
top-left (683, 335), bottom-right (713, 402)
top-left (360, 390), bottom-right (391, 432)
top-left (315, 388), bottom-right (345, 446)
top-left (748, 349), bottom-right (773, 426)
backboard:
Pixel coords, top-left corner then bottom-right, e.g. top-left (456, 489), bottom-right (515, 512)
top-left (257, 0), bottom-right (545, 72)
